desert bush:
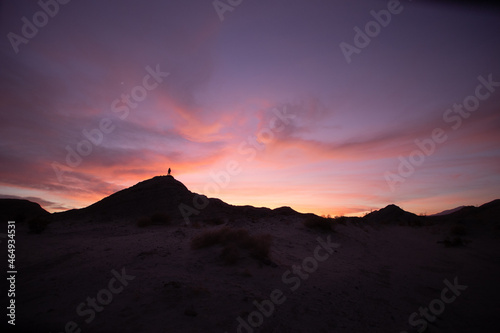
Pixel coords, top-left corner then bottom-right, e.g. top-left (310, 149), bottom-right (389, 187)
top-left (191, 228), bottom-right (227, 249)
top-left (191, 227), bottom-right (272, 264)
top-left (334, 216), bottom-right (348, 225)
top-left (303, 215), bottom-right (335, 232)
top-left (150, 212), bottom-right (171, 225)
top-left (137, 216), bottom-right (152, 227)
top-left (443, 236), bottom-right (465, 247)
top-left (249, 234), bottom-right (273, 260)
top-left (28, 216), bottom-right (50, 234)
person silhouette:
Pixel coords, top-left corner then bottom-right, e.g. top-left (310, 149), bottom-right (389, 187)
top-left (168, 168), bottom-right (171, 175)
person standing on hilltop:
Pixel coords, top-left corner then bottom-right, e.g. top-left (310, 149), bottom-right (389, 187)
top-left (168, 168), bottom-right (171, 175)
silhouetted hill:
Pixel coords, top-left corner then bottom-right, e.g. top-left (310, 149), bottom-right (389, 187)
top-left (85, 175), bottom-right (195, 217)
top-left (54, 175), bottom-right (304, 223)
top-left (362, 204), bottom-right (423, 226)
top-left (479, 199), bottom-right (500, 213)
top-left (437, 199), bottom-right (500, 224)
top-left (272, 206), bottom-right (300, 216)
top-left (431, 206), bottom-right (466, 216)
top-left (419, 199), bottom-right (500, 239)
top-left (0, 199), bottom-right (50, 223)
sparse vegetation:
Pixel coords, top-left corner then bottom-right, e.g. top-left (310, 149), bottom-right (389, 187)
top-left (303, 215), bottom-right (336, 232)
top-left (191, 227), bottom-right (272, 264)
top-left (137, 217), bottom-right (152, 227)
top-left (151, 212), bottom-right (171, 224)
top-left (443, 236), bottom-right (466, 247)
top-left (438, 224), bottom-right (469, 247)
top-left (28, 216), bottom-right (50, 234)
top-left (136, 212), bottom-right (171, 227)
top-left (334, 216), bottom-right (348, 225)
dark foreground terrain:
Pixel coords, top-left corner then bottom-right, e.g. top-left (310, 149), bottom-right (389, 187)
top-left (2, 178), bottom-right (499, 332)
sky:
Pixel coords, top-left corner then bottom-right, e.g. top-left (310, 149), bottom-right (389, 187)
top-left (0, 0), bottom-right (499, 216)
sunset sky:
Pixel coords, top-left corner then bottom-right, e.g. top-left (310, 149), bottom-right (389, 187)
top-left (1, 0), bottom-right (499, 216)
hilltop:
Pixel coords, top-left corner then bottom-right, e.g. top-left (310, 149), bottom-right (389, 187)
top-left (52, 175), bottom-right (303, 224)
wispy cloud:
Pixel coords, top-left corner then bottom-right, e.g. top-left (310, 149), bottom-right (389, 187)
top-left (0, 0), bottom-right (499, 214)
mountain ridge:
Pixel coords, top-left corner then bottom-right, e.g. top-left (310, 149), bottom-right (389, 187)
top-left (51, 175), bottom-right (304, 223)
top-left (3, 175), bottom-right (499, 226)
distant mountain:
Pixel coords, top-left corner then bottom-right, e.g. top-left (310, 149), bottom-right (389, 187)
top-left (442, 199), bottom-right (500, 222)
top-left (421, 199), bottom-right (500, 233)
top-left (0, 199), bottom-right (50, 223)
top-left (362, 204), bottom-right (423, 226)
top-left (431, 206), bottom-right (467, 216)
top-left (54, 175), bottom-right (303, 223)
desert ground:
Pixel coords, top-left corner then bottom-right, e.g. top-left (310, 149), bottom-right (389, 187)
top-left (5, 194), bottom-right (500, 333)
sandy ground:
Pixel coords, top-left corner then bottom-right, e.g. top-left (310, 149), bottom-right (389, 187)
top-left (6, 215), bottom-right (500, 333)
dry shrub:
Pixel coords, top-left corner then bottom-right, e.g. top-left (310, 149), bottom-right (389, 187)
top-left (303, 215), bottom-right (335, 232)
top-left (191, 228), bottom-right (227, 249)
top-left (137, 216), bottom-right (152, 228)
top-left (248, 234), bottom-right (273, 260)
top-left (191, 227), bottom-right (272, 264)
top-left (443, 236), bottom-right (465, 247)
top-left (150, 212), bottom-right (171, 224)
top-left (335, 216), bottom-right (347, 225)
